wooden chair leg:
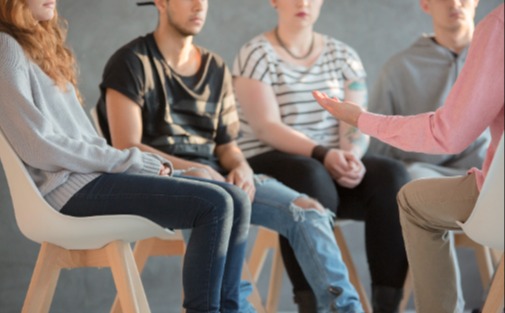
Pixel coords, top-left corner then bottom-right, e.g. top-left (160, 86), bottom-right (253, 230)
top-left (248, 227), bottom-right (283, 313)
top-left (23, 241), bottom-right (150, 313)
top-left (265, 246), bottom-right (284, 313)
top-left (21, 243), bottom-right (62, 313)
top-left (249, 228), bottom-right (278, 281)
top-left (242, 262), bottom-right (267, 313)
top-left (491, 249), bottom-right (503, 267)
top-left (334, 225), bottom-right (372, 313)
top-left (474, 245), bottom-right (495, 288)
top-left (482, 256), bottom-right (504, 313)
top-left (106, 241), bottom-right (151, 313)
top-left (455, 232), bottom-right (494, 288)
top-left (110, 235), bottom-right (186, 313)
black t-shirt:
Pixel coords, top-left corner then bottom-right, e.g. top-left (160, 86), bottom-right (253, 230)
top-left (96, 33), bottom-right (239, 167)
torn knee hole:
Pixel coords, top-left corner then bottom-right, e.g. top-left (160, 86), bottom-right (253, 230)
top-left (293, 197), bottom-right (324, 212)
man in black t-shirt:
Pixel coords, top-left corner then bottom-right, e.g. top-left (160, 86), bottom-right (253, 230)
top-left (96, 1), bottom-right (365, 312)
top-left (97, 34), bottom-right (238, 170)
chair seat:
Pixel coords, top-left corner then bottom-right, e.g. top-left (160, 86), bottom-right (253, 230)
top-left (17, 209), bottom-right (175, 250)
top-left (0, 128), bottom-right (177, 313)
top-left (0, 129), bottom-right (174, 250)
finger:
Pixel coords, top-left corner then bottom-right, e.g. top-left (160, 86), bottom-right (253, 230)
top-left (334, 160), bottom-right (353, 173)
top-left (337, 176), bottom-right (358, 189)
top-left (312, 90), bottom-right (325, 100)
top-left (312, 91), bottom-right (333, 106)
top-left (226, 173), bottom-right (235, 184)
top-left (160, 168), bottom-right (170, 176)
top-left (229, 172), bottom-right (246, 188)
top-left (341, 170), bottom-right (361, 180)
top-left (247, 185), bottom-right (256, 202)
top-left (236, 178), bottom-right (248, 190)
top-left (209, 169), bottom-right (226, 182)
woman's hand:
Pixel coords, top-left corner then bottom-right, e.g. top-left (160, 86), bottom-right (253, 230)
top-left (159, 164), bottom-right (172, 176)
top-left (312, 91), bottom-right (364, 127)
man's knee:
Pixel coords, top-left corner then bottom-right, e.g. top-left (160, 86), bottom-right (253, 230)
top-left (396, 184), bottom-right (409, 215)
top-left (293, 196), bottom-right (325, 213)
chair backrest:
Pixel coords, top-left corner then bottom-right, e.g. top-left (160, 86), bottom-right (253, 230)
top-left (0, 129), bottom-right (174, 250)
top-left (89, 106), bottom-right (104, 137)
top-left (457, 133), bottom-right (504, 251)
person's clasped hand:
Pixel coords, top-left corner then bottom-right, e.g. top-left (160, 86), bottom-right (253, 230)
top-left (324, 149), bottom-right (366, 188)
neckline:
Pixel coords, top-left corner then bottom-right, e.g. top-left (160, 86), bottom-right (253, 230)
top-left (274, 27), bottom-right (316, 60)
top-left (419, 34), bottom-right (468, 61)
top-left (260, 33), bottom-right (328, 71)
top-left (147, 33), bottom-right (207, 87)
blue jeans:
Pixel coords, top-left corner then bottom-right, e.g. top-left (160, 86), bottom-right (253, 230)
top-left (60, 173), bottom-right (251, 313)
top-left (247, 175), bottom-right (363, 313)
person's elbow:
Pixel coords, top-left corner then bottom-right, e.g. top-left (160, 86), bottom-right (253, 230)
top-left (111, 137), bottom-right (142, 151)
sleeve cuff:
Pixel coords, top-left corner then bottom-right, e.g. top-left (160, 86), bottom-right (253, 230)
top-left (140, 154), bottom-right (163, 176)
top-left (140, 153), bottom-right (174, 176)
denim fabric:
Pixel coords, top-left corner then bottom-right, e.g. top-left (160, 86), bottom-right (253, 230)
top-left (249, 175), bottom-right (363, 313)
top-left (60, 173), bottom-right (251, 313)
top-left (248, 152), bottom-right (410, 293)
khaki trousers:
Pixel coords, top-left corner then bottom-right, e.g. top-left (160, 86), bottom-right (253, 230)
top-left (397, 173), bottom-right (480, 313)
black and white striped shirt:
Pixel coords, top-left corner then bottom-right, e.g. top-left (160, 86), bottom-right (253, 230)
top-left (232, 34), bottom-right (366, 158)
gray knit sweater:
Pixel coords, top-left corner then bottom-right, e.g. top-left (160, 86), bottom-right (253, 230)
top-left (0, 33), bottom-right (170, 210)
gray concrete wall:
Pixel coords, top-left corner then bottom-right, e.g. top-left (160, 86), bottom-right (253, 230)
top-left (0, 1), bottom-right (501, 312)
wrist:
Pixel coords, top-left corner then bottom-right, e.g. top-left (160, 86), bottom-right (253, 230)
top-left (311, 145), bottom-right (330, 164)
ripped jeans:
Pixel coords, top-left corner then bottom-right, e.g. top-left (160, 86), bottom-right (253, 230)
top-left (247, 175), bottom-right (363, 313)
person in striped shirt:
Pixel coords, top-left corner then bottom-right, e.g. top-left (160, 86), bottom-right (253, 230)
top-left (233, 1), bottom-right (410, 312)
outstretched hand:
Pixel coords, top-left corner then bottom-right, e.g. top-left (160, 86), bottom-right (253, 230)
top-left (312, 91), bottom-right (364, 127)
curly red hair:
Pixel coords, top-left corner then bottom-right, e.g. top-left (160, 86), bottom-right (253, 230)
top-left (0, 0), bottom-right (81, 101)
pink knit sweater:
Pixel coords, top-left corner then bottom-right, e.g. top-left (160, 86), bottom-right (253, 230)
top-left (359, 4), bottom-right (504, 190)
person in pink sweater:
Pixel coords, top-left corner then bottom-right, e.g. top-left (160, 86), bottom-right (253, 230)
top-left (313, 3), bottom-right (504, 313)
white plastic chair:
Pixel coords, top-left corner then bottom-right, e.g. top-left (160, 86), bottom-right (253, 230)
top-left (0, 129), bottom-right (176, 313)
top-left (457, 133), bottom-right (504, 313)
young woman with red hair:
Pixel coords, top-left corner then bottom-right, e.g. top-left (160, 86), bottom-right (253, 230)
top-left (0, 1), bottom-right (252, 312)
